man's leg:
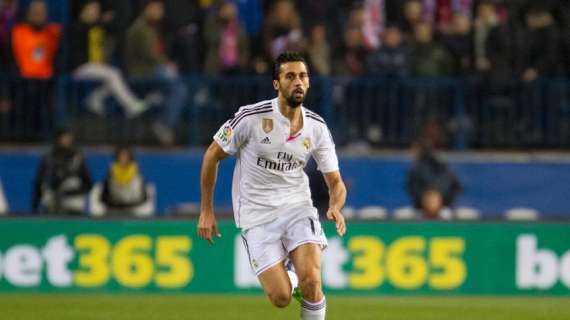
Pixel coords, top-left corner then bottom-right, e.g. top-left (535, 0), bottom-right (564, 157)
top-left (290, 243), bottom-right (326, 320)
top-left (241, 224), bottom-right (294, 309)
top-left (257, 261), bottom-right (292, 308)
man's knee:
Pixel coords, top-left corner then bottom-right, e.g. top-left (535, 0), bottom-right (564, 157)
top-left (300, 274), bottom-right (321, 291)
top-left (268, 291), bottom-right (291, 308)
top-left (299, 270), bottom-right (323, 300)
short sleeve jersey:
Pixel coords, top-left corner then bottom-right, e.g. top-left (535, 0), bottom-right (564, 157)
top-left (213, 98), bottom-right (339, 229)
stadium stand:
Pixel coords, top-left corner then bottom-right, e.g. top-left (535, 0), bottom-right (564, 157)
top-left (0, 0), bottom-right (569, 219)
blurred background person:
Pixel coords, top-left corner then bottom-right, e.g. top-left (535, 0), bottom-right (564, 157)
top-left (0, 0), bottom-right (16, 113)
top-left (399, 0), bottom-right (424, 36)
top-left (442, 13), bottom-right (474, 77)
top-left (0, 0), bottom-right (16, 69)
top-left (203, 0), bottom-right (250, 76)
top-left (472, 0), bottom-right (515, 83)
top-left (100, 146), bottom-right (150, 215)
top-left (125, 0), bottom-right (188, 145)
top-left (406, 139), bottom-right (462, 219)
top-left (11, 0), bottom-right (60, 80)
top-left (412, 22), bottom-right (453, 77)
top-left (32, 129), bottom-right (93, 215)
top-left (520, 5), bottom-right (561, 82)
top-left (332, 26), bottom-right (368, 77)
top-left (69, 0), bottom-right (157, 118)
top-left (367, 24), bottom-right (411, 78)
top-left (253, 0), bottom-right (304, 74)
top-left (306, 23), bottom-right (331, 76)
top-left (10, 0), bottom-right (61, 140)
top-left (163, 0), bottom-right (204, 74)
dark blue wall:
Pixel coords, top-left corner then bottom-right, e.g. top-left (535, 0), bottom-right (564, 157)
top-left (1, 151), bottom-right (569, 218)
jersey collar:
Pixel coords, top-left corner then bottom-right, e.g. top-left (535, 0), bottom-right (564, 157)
top-left (271, 97), bottom-right (307, 128)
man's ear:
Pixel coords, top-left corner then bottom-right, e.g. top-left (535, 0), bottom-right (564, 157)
top-left (272, 79), bottom-right (279, 91)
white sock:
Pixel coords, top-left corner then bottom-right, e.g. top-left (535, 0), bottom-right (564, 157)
top-left (287, 270), bottom-right (299, 294)
top-left (301, 296), bottom-right (326, 320)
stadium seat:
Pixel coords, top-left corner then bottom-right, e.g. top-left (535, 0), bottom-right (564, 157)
top-left (0, 180), bottom-right (7, 215)
top-left (505, 208), bottom-right (539, 221)
top-left (357, 206), bottom-right (387, 220)
top-left (342, 206), bottom-right (355, 220)
top-left (455, 207), bottom-right (481, 220)
top-left (89, 183), bottom-right (156, 217)
top-left (392, 207), bottom-right (418, 220)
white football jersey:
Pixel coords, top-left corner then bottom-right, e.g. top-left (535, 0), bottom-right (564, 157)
top-left (213, 98), bottom-right (339, 229)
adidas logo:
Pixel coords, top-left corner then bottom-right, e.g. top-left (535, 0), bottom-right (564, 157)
top-left (260, 137), bottom-right (271, 144)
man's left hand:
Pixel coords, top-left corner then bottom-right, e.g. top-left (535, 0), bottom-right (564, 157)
top-left (326, 207), bottom-right (346, 236)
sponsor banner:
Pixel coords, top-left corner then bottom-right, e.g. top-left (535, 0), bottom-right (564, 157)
top-left (0, 219), bottom-right (569, 294)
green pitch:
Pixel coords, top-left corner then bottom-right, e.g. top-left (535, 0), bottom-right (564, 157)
top-left (1, 294), bottom-right (569, 320)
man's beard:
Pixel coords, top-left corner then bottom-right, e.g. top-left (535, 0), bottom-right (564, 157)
top-left (285, 92), bottom-right (305, 108)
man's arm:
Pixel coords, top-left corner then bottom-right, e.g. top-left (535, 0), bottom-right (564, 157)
top-left (198, 141), bottom-right (230, 244)
top-left (322, 170), bottom-right (347, 236)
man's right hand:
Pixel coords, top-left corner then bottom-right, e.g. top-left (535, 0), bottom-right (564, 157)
top-left (197, 210), bottom-right (221, 245)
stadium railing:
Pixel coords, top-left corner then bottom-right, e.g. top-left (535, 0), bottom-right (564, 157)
top-left (1, 73), bottom-right (569, 149)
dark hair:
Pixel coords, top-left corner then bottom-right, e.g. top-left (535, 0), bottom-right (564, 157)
top-left (55, 127), bottom-right (72, 139)
top-left (142, 0), bottom-right (163, 9)
top-left (113, 146), bottom-right (134, 162)
top-left (272, 52), bottom-right (308, 80)
top-left (384, 23), bottom-right (401, 31)
top-left (526, 4), bottom-right (550, 17)
top-left (477, 0), bottom-right (495, 9)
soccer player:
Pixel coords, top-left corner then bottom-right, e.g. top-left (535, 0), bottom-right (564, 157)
top-left (198, 52), bottom-right (346, 319)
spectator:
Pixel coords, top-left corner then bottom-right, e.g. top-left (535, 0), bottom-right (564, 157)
top-left (99, 0), bottom-right (135, 63)
top-left (399, 0), bottom-right (424, 36)
top-left (0, 0), bottom-right (16, 113)
top-left (367, 24), bottom-right (411, 77)
top-left (424, 0), bottom-right (475, 34)
top-left (520, 5), bottom-right (561, 82)
top-left (0, 0), bottom-right (16, 69)
top-left (360, 0), bottom-right (385, 51)
top-left (411, 22), bottom-right (453, 77)
top-left (163, 0), bottom-right (204, 73)
top-left (203, 0), bottom-right (250, 75)
top-left (473, 0), bottom-right (515, 82)
top-left (32, 129), bottom-right (93, 215)
top-left (557, 1), bottom-right (570, 77)
top-left (69, 1), bottom-right (156, 118)
top-left (442, 13), bottom-right (474, 76)
top-left (254, 0), bottom-right (304, 74)
top-left (332, 26), bottom-right (368, 77)
top-left (125, 0), bottom-right (188, 145)
top-left (11, 0), bottom-right (60, 79)
top-left (100, 146), bottom-right (149, 215)
top-left (345, 3), bottom-right (366, 30)
top-left (306, 23), bottom-right (330, 76)
top-left (406, 139), bottom-right (461, 219)
top-left (11, 0), bottom-right (61, 140)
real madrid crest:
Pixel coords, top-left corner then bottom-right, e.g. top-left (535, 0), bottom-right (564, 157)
top-left (262, 118), bottom-right (273, 133)
top-left (302, 137), bottom-right (311, 151)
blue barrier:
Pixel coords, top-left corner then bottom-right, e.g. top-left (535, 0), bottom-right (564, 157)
top-left (0, 151), bottom-right (569, 218)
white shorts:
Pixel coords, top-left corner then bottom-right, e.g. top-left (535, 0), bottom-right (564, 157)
top-left (240, 206), bottom-right (328, 276)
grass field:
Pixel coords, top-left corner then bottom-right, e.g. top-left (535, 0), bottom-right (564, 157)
top-left (1, 294), bottom-right (569, 320)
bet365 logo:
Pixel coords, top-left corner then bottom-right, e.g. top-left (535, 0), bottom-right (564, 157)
top-left (517, 234), bottom-right (570, 289)
top-left (0, 234), bottom-right (193, 289)
top-left (236, 235), bottom-right (467, 290)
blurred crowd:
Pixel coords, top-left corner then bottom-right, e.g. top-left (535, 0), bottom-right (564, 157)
top-left (1, 0), bottom-right (569, 80)
top-left (1, 0), bottom-right (570, 146)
